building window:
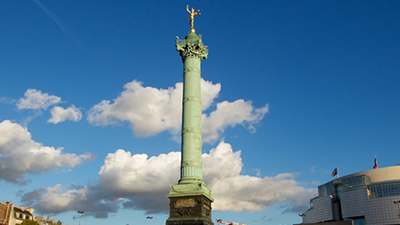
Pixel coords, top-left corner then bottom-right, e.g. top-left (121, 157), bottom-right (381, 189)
top-left (344, 217), bottom-right (365, 225)
top-left (336, 184), bottom-right (341, 198)
top-left (309, 196), bottom-right (318, 209)
top-left (369, 180), bottom-right (400, 198)
top-left (353, 217), bottom-right (366, 225)
top-left (318, 182), bottom-right (335, 197)
top-left (341, 175), bottom-right (371, 193)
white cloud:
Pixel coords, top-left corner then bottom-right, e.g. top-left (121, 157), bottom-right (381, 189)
top-left (0, 120), bottom-right (95, 184)
top-left (21, 184), bottom-right (122, 218)
top-left (87, 79), bottom-right (268, 143)
top-left (0, 97), bottom-right (16, 104)
top-left (21, 141), bottom-right (316, 217)
top-left (203, 142), bottom-right (315, 211)
top-left (17, 89), bottom-right (61, 110)
top-left (87, 80), bottom-right (185, 136)
top-left (201, 79), bottom-right (221, 111)
top-left (18, 80), bottom-right (275, 217)
top-left (202, 100), bottom-right (269, 143)
top-left (48, 105), bottom-right (83, 124)
top-left (98, 150), bottom-right (180, 194)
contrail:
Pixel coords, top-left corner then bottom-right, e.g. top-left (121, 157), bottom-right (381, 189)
top-left (32, 0), bottom-right (72, 38)
top-left (32, 0), bottom-right (94, 59)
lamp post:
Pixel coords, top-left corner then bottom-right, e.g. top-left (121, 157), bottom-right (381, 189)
top-left (146, 216), bottom-right (153, 225)
top-left (394, 200), bottom-right (400, 220)
top-left (299, 214), bottom-right (306, 223)
top-left (77, 211), bottom-right (84, 225)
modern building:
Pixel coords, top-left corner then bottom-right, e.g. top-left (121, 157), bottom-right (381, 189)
top-left (300, 165), bottom-right (400, 225)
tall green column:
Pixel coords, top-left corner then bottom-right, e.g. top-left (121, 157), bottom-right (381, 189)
top-left (178, 32), bottom-right (207, 185)
top-left (166, 6), bottom-right (214, 225)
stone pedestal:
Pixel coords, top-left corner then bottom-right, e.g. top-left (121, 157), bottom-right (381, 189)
top-left (166, 195), bottom-right (213, 225)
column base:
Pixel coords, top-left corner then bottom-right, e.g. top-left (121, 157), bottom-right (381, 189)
top-left (168, 181), bottom-right (213, 201)
top-left (166, 195), bottom-right (214, 225)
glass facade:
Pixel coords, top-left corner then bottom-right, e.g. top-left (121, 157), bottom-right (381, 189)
top-left (344, 217), bottom-right (366, 225)
top-left (318, 184), bottom-right (327, 197)
top-left (369, 180), bottom-right (400, 198)
top-left (318, 181), bottom-right (335, 197)
top-left (353, 218), bottom-right (366, 225)
top-left (309, 196), bottom-right (319, 209)
top-left (336, 184), bottom-right (341, 199)
top-left (341, 175), bottom-right (371, 193)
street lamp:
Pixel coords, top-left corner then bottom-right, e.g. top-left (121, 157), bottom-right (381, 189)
top-left (77, 211), bottom-right (84, 225)
top-left (146, 216), bottom-right (153, 225)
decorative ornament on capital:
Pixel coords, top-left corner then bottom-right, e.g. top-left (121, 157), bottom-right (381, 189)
top-left (176, 5), bottom-right (208, 62)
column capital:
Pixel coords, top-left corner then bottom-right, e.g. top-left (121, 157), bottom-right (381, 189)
top-left (176, 33), bottom-right (208, 61)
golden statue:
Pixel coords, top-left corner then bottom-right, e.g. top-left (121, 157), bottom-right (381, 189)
top-left (186, 5), bottom-right (200, 33)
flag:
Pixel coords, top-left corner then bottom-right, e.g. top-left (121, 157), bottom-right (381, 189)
top-left (373, 156), bottom-right (378, 169)
top-left (331, 167), bottom-right (338, 177)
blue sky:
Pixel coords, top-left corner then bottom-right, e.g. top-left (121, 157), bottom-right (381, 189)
top-left (1, 1), bottom-right (400, 225)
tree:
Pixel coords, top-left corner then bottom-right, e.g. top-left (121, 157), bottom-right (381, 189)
top-left (19, 220), bottom-right (40, 225)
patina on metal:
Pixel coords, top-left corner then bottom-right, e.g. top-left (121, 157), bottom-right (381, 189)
top-left (166, 5), bottom-right (214, 225)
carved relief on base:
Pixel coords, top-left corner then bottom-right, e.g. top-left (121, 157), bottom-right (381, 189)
top-left (168, 195), bottom-right (213, 222)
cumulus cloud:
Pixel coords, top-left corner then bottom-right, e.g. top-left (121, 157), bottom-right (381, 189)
top-left (17, 89), bottom-right (61, 110)
top-left (203, 142), bottom-right (315, 211)
top-left (48, 105), bottom-right (83, 124)
top-left (98, 150), bottom-right (180, 194)
top-left (87, 79), bottom-right (268, 143)
top-left (202, 100), bottom-right (269, 143)
top-left (21, 142), bottom-right (316, 217)
top-left (87, 80), bottom-right (185, 136)
top-left (0, 120), bottom-right (95, 184)
top-left (98, 150), bottom-right (181, 214)
top-left (21, 184), bottom-right (122, 218)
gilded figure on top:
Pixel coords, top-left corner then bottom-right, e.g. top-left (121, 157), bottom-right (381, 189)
top-left (186, 5), bottom-right (200, 32)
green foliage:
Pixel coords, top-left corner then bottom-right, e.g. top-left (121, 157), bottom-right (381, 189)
top-left (19, 220), bottom-right (40, 225)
